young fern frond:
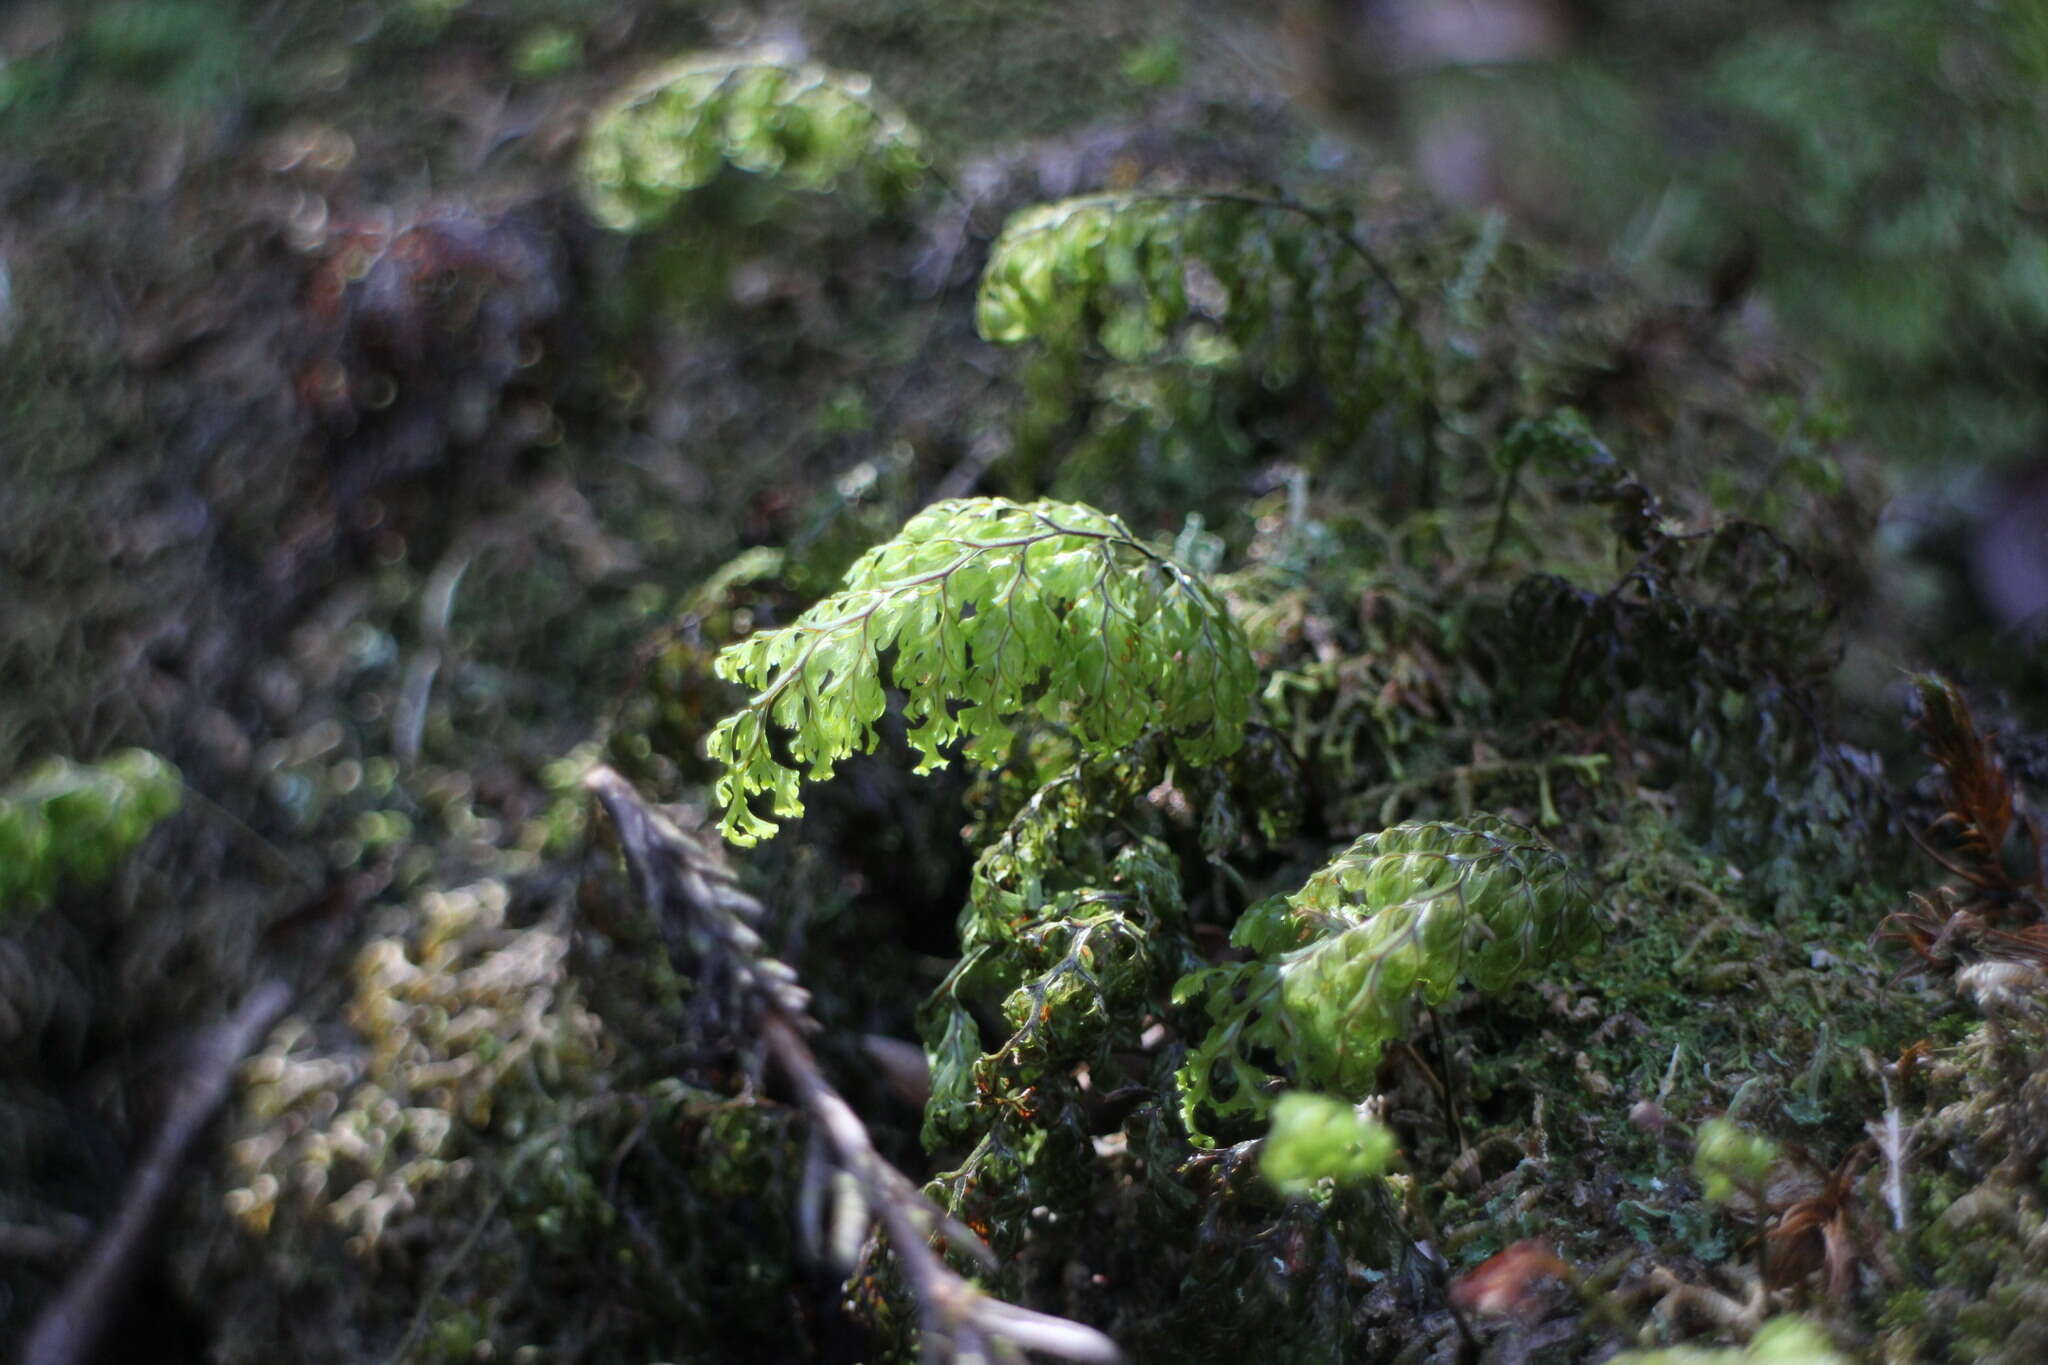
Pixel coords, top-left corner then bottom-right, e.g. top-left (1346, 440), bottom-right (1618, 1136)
top-left (1177, 815), bottom-right (1596, 1145)
top-left (970, 192), bottom-right (1434, 516)
top-left (705, 497), bottom-right (1257, 845)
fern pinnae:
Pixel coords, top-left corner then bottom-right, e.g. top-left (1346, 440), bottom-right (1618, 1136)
top-left (579, 48), bottom-right (927, 233)
top-left (1175, 815), bottom-right (1597, 1145)
top-left (706, 497), bottom-right (1256, 845)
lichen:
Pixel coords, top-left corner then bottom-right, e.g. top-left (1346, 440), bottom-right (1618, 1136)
top-left (225, 879), bottom-right (606, 1256)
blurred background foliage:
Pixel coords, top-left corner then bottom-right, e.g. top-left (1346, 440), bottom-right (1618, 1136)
top-left (1291, 0), bottom-right (2048, 469)
top-left (1277, 0), bottom-right (2048, 664)
top-left (0, 0), bottom-right (2044, 1362)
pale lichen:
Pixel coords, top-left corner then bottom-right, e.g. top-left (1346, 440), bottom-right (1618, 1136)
top-left (225, 879), bottom-right (606, 1256)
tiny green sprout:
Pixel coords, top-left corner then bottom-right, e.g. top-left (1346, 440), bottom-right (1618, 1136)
top-left (1260, 1092), bottom-right (1396, 1195)
top-left (1693, 1117), bottom-right (1781, 1205)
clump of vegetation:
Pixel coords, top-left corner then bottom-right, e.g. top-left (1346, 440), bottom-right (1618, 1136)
top-left (574, 30), bottom-right (1968, 1357)
top-left (0, 750), bottom-right (180, 920)
top-left (1857, 675), bottom-right (2048, 1364)
top-left (8, 5), bottom-right (2046, 1364)
top-left (647, 80), bottom-right (1921, 1351)
top-left (225, 879), bottom-right (605, 1253)
top-left (578, 47), bottom-right (928, 234)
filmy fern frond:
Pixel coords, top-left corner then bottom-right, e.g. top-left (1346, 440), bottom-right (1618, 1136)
top-left (970, 192), bottom-right (1432, 514)
top-left (705, 497), bottom-right (1257, 845)
top-left (578, 48), bottom-right (927, 233)
top-left (1176, 815), bottom-right (1595, 1144)
top-left (977, 192), bottom-right (1389, 361)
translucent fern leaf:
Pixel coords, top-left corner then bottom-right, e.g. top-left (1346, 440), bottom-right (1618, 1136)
top-left (971, 192), bottom-right (1419, 508)
top-left (1176, 815), bottom-right (1596, 1145)
top-left (705, 497), bottom-right (1257, 845)
top-left (578, 49), bottom-right (926, 233)
top-left (977, 195), bottom-right (1229, 351)
top-left (973, 191), bottom-right (1390, 360)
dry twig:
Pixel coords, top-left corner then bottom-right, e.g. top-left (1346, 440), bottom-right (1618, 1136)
top-left (1864, 1049), bottom-right (1909, 1235)
top-left (583, 765), bottom-right (1120, 1364)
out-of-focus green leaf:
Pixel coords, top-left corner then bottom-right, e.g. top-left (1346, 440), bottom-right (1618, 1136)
top-left (1260, 1092), bottom-right (1397, 1194)
top-left (578, 50), bottom-right (927, 233)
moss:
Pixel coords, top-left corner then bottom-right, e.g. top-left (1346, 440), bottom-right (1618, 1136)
top-left (5, 3), bottom-right (2042, 1362)
top-left (1878, 985), bottom-right (2048, 1363)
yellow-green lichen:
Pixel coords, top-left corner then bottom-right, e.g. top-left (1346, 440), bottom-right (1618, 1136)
top-left (227, 880), bottom-right (606, 1255)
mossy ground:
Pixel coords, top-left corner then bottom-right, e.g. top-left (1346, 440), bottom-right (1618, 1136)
top-left (1, 2), bottom-right (2043, 1363)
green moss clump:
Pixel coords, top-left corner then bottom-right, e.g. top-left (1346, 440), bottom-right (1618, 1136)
top-left (0, 750), bottom-right (181, 921)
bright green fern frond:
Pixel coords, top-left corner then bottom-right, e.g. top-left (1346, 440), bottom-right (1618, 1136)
top-left (977, 196), bottom-right (1186, 352)
top-left (975, 192), bottom-right (1393, 362)
top-left (578, 49), bottom-right (927, 233)
top-left (970, 192), bottom-right (1426, 516)
top-left (1177, 815), bottom-right (1596, 1145)
top-left (705, 497), bottom-right (1257, 845)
